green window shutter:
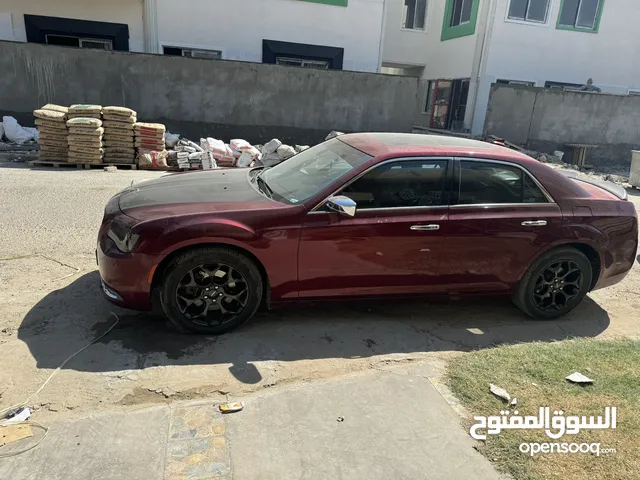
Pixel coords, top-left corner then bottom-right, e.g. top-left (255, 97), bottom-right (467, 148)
top-left (441, 0), bottom-right (480, 41)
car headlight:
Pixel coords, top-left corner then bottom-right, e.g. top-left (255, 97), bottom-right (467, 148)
top-left (107, 220), bottom-right (140, 253)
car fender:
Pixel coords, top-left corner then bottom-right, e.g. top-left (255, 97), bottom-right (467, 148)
top-left (514, 228), bottom-right (605, 284)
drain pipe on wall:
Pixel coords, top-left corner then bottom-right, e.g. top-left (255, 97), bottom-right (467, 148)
top-left (377, 0), bottom-right (388, 72)
top-left (465, 0), bottom-right (498, 135)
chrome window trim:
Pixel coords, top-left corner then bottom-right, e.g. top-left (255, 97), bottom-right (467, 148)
top-left (456, 157), bottom-right (557, 205)
top-left (308, 205), bottom-right (449, 215)
top-left (309, 156), bottom-right (453, 213)
top-left (450, 202), bottom-right (554, 209)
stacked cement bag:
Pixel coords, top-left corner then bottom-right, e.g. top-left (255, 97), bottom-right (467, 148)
top-left (34, 105), bottom-right (69, 162)
top-left (66, 117), bottom-right (104, 164)
top-left (134, 122), bottom-right (166, 152)
top-left (67, 104), bottom-right (102, 120)
top-left (102, 106), bottom-right (137, 164)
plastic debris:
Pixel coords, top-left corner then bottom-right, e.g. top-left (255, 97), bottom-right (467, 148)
top-left (489, 383), bottom-right (511, 402)
top-left (510, 397), bottom-right (518, 406)
top-left (104, 166), bottom-right (117, 173)
top-left (566, 372), bottom-right (593, 384)
top-left (3, 116), bottom-right (38, 144)
top-left (219, 401), bottom-right (244, 413)
top-left (337, 416), bottom-right (345, 422)
top-left (2, 407), bottom-right (31, 426)
top-left (165, 132), bottom-right (180, 148)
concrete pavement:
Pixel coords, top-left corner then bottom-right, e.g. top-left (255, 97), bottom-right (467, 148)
top-left (0, 362), bottom-right (503, 480)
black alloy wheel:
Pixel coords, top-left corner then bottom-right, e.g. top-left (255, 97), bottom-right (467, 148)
top-left (514, 247), bottom-right (592, 320)
top-left (532, 261), bottom-right (584, 311)
top-left (160, 247), bottom-right (263, 334)
top-left (176, 264), bottom-right (249, 326)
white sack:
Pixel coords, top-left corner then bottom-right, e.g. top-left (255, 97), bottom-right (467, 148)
top-left (3, 116), bottom-right (36, 144)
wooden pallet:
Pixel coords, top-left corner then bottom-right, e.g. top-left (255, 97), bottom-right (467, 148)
top-left (29, 161), bottom-right (137, 170)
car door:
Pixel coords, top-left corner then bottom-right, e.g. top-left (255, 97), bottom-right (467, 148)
top-left (435, 158), bottom-right (563, 293)
top-left (297, 157), bottom-right (452, 298)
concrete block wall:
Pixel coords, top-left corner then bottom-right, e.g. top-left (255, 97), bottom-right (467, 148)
top-left (484, 84), bottom-right (640, 169)
top-left (0, 41), bottom-right (418, 145)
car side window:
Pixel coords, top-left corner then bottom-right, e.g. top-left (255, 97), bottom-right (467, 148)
top-left (458, 161), bottom-right (548, 205)
top-left (340, 159), bottom-right (448, 209)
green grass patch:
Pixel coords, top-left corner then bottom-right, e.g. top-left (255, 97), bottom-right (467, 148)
top-left (446, 339), bottom-right (640, 480)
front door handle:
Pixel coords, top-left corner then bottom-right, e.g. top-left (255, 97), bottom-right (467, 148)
top-left (521, 220), bottom-right (547, 227)
top-left (410, 224), bottom-right (440, 231)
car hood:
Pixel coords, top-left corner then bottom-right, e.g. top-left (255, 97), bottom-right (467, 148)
top-left (119, 168), bottom-right (277, 219)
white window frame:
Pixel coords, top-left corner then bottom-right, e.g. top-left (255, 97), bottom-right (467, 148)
top-left (496, 79), bottom-right (536, 86)
top-left (79, 38), bottom-right (113, 50)
top-left (402, 0), bottom-right (429, 31)
top-left (450, 0), bottom-right (472, 27)
top-left (160, 42), bottom-right (226, 60)
top-left (505, 0), bottom-right (551, 26)
top-left (275, 57), bottom-right (330, 69)
top-left (558, 0), bottom-right (602, 30)
top-left (45, 34), bottom-right (113, 50)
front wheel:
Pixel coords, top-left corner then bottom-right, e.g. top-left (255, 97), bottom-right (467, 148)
top-left (514, 247), bottom-right (592, 320)
top-left (160, 247), bottom-right (263, 334)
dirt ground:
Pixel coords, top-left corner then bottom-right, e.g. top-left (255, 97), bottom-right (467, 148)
top-left (0, 162), bottom-right (639, 422)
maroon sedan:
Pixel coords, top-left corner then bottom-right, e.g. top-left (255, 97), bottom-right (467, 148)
top-left (97, 133), bottom-right (638, 334)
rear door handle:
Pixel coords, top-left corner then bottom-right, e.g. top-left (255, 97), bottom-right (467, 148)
top-left (410, 224), bottom-right (440, 231)
top-left (521, 220), bottom-right (547, 227)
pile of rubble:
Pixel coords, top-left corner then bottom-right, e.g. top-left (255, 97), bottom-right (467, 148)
top-left (487, 136), bottom-right (631, 186)
top-left (163, 135), bottom-right (312, 171)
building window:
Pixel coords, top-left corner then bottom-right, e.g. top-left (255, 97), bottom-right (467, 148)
top-left (441, 0), bottom-right (479, 41)
top-left (25, 15), bottom-right (129, 51)
top-left (403, 0), bottom-right (428, 30)
top-left (507, 0), bottom-right (550, 23)
top-left (163, 46), bottom-right (222, 59)
top-left (45, 34), bottom-right (113, 50)
top-left (557, 0), bottom-right (604, 32)
top-left (300, 0), bottom-right (348, 6)
top-left (450, 0), bottom-right (472, 26)
top-left (276, 57), bottom-right (329, 69)
top-left (496, 79), bottom-right (535, 86)
top-left (262, 39), bottom-right (344, 70)
top-left (544, 80), bottom-right (582, 90)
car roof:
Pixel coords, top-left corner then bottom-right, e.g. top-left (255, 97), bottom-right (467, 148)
top-left (339, 132), bottom-right (536, 165)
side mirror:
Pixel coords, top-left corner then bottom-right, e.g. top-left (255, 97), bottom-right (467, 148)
top-left (326, 195), bottom-right (357, 217)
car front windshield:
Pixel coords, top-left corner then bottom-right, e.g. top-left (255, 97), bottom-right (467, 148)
top-left (260, 138), bottom-right (372, 204)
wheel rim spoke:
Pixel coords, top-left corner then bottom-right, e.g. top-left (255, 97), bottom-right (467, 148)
top-left (176, 262), bottom-right (250, 326)
top-left (532, 260), bottom-right (583, 312)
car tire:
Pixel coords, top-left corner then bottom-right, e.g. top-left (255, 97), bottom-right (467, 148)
top-left (159, 247), bottom-right (263, 334)
top-left (513, 246), bottom-right (592, 320)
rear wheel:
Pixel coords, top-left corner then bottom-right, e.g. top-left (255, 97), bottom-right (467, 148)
top-left (514, 247), bottom-right (592, 320)
top-left (160, 247), bottom-right (263, 334)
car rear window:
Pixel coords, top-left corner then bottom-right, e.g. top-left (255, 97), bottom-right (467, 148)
top-left (459, 160), bottom-right (548, 205)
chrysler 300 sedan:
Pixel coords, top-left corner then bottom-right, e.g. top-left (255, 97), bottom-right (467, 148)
top-left (97, 133), bottom-right (638, 334)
